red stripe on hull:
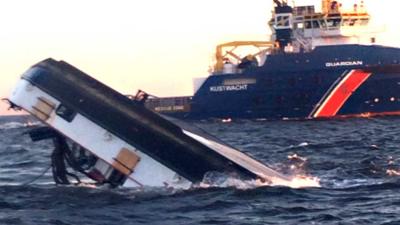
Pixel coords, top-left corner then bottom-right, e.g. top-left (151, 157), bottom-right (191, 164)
top-left (314, 70), bottom-right (371, 118)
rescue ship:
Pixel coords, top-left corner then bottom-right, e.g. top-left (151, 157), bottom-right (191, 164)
top-left (145, 0), bottom-right (400, 120)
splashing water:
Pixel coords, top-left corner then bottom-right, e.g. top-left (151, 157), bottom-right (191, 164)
top-left (198, 170), bottom-right (320, 190)
top-left (266, 174), bottom-right (321, 189)
top-left (0, 121), bottom-right (40, 130)
top-left (0, 122), bottom-right (28, 129)
top-left (386, 169), bottom-right (400, 176)
top-left (197, 151), bottom-right (321, 190)
top-left (265, 153), bottom-right (321, 188)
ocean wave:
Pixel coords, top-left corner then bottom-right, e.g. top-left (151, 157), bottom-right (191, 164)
top-left (0, 121), bottom-right (40, 130)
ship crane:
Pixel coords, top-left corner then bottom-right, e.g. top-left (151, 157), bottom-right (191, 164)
top-left (213, 0), bottom-right (291, 73)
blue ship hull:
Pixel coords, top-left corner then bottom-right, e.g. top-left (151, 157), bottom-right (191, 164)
top-left (146, 45), bottom-right (400, 120)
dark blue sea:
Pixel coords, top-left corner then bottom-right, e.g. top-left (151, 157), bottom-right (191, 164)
top-left (0, 115), bottom-right (400, 225)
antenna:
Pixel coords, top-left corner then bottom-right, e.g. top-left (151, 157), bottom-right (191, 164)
top-left (273, 0), bottom-right (288, 7)
top-left (273, 0), bottom-right (282, 7)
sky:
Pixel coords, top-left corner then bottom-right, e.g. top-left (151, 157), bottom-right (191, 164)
top-left (0, 0), bottom-right (398, 115)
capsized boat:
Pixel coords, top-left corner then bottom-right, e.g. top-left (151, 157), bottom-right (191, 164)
top-left (145, 0), bottom-right (400, 120)
top-left (8, 58), bottom-right (302, 188)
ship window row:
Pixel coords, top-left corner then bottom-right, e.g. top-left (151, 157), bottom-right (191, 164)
top-left (300, 17), bottom-right (369, 30)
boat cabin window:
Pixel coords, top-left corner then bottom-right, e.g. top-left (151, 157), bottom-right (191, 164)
top-left (56, 104), bottom-right (77, 122)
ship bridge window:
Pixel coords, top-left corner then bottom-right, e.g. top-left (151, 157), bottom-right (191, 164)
top-left (326, 18), bottom-right (341, 28)
top-left (275, 14), bottom-right (292, 29)
top-left (319, 20), bottom-right (327, 28)
top-left (305, 21), bottom-right (312, 29)
top-left (312, 20), bottom-right (320, 28)
top-left (276, 15), bottom-right (290, 27)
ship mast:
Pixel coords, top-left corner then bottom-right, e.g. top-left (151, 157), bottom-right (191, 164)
top-left (272, 0), bottom-right (293, 51)
top-left (273, 0), bottom-right (286, 7)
